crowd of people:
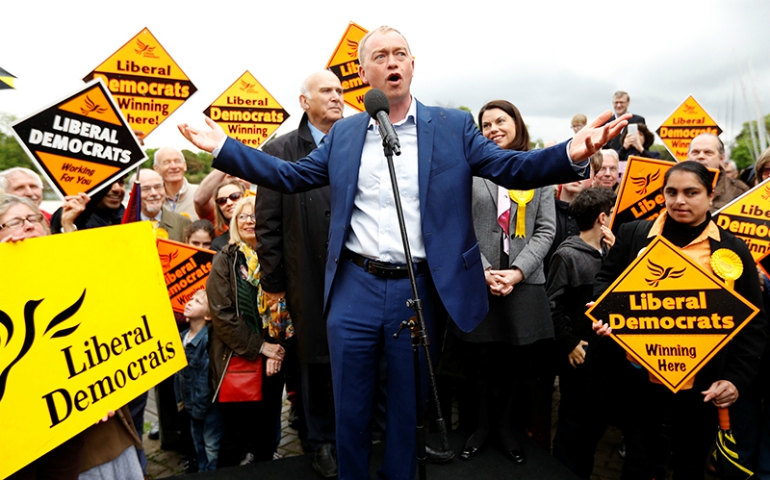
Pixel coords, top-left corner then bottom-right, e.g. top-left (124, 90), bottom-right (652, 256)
top-left (3, 25), bottom-right (770, 480)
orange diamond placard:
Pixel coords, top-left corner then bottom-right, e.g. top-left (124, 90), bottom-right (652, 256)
top-left (656, 96), bottom-right (722, 161)
top-left (714, 177), bottom-right (770, 262)
top-left (83, 27), bottom-right (197, 138)
top-left (156, 238), bottom-right (214, 314)
top-left (610, 156), bottom-right (718, 233)
top-left (11, 79), bottom-right (146, 199)
top-left (586, 236), bottom-right (759, 392)
top-left (203, 71), bottom-right (288, 148)
top-left (326, 22), bottom-right (369, 112)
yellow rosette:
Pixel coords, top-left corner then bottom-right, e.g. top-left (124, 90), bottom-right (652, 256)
top-left (508, 190), bottom-right (535, 238)
top-left (710, 249), bottom-right (742, 290)
top-left (154, 227), bottom-right (169, 239)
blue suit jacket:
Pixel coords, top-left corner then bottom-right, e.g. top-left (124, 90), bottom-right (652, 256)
top-left (214, 101), bottom-right (581, 332)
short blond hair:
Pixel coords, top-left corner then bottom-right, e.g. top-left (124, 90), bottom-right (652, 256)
top-left (571, 114), bottom-right (587, 128)
top-left (228, 196), bottom-right (255, 244)
top-left (358, 26), bottom-right (412, 67)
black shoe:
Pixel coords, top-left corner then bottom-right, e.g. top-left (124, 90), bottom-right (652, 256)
top-left (312, 444), bottom-right (337, 478)
top-left (425, 444), bottom-right (454, 463)
top-left (507, 448), bottom-right (526, 465)
top-left (147, 422), bottom-right (160, 440)
top-left (458, 446), bottom-right (481, 461)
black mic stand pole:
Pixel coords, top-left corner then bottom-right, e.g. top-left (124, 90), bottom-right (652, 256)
top-left (381, 140), bottom-right (452, 480)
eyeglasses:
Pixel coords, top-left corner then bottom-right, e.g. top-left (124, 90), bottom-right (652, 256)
top-left (0, 214), bottom-right (43, 230)
top-left (237, 214), bottom-right (256, 223)
top-left (215, 192), bottom-right (243, 206)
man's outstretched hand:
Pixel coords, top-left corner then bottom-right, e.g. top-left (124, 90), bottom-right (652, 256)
top-left (569, 111), bottom-right (630, 161)
top-left (178, 117), bottom-right (226, 153)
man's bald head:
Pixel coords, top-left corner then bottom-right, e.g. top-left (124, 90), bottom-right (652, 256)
top-left (688, 133), bottom-right (725, 170)
top-left (300, 70), bottom-right (344, 134)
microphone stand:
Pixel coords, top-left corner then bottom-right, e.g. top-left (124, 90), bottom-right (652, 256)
top-left (381, 140), bottom-right (452, 480)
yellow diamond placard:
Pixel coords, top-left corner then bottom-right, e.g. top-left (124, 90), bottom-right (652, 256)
top-left (714, 177), bottom-right (770, 261)
top-left (610, 156), bottom-right (718, 233)
top-left (326, 22), bottom-right (369, 112)
top-left (203, 71), bottom-right (288, 148)
top-left (656, 96), bottom-right (722, 161)
top-left (0, 222), bottom-right (186, 478)
top-left (610, 157), bottom-right (673, 232)
top-left (11, 79), bottom-right (147, 200)
top-left (156, 238), bottom-right (214, 314)
top-left (83, 27), bottom-right (197, 138)
top-left (586, 236), bottom-right (758, 392)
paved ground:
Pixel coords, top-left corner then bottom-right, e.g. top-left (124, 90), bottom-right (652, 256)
top-left (141, 383), bottom-right (625, 479)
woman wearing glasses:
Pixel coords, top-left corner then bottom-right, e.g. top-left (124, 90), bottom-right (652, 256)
top-left (210, 180), bottom-right (246, 252)
top-left (207, 197), bottom-right (287, 466)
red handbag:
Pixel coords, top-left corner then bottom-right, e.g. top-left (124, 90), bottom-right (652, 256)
top-left (217, 355), bottom-right (263, 402)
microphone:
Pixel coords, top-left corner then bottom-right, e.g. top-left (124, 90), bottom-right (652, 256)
top-left (364, 89), bottom-right (401, 156)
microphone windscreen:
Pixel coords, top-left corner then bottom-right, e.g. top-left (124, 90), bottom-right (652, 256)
top-left (364, 89), bottom-right (390, 119)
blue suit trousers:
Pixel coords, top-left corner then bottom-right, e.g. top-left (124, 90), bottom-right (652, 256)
top-left (327, 259), bottom-right (437, 480)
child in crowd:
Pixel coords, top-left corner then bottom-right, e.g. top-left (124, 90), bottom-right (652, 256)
top-left (184, 219), bottom-right (216, 250)
top-left (174, 289), bottom-right (223, 472)
top-left (546, 187), bottom-right (616, 479)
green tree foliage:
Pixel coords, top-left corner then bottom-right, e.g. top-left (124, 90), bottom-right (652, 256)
top-left (649, 144), bottom-right (676, 162)
top-left (0, 113), bottom-right (35, 171)
top-left (135, 147), bottom-right (213, 184)
top-left (729, 114), bottom-right (770, 169)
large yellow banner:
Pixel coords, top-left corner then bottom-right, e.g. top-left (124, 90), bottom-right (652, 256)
top-left (0, 222), bottom-right (186, 478)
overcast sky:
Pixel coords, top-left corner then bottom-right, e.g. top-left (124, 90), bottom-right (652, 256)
top-left (3, 0), bottom-right (770, 156)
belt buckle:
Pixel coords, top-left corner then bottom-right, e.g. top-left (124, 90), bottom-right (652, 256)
top-left (363, 259), bottom-right (377, 275)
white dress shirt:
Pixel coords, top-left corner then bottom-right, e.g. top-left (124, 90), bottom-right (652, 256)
top-left (345, 97), bottom-right (424, 263)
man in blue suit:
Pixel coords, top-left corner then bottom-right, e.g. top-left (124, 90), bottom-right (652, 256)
top-left (179, 25), bottom-right (628, 480)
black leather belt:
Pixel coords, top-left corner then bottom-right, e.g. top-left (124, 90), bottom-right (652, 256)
top-left (343, 249), bottom-right (428, 278)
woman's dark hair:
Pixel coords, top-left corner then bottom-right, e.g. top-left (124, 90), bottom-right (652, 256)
top-left (664, 161), bottom-right (713, 195)
top-left (620, 123), bottom-right (655, 151)
top-left (477, 100), bottom-right (530, 152)
top-left (213, 179), bottom-right (246, 232)
top-left (184, 219), bottom-right (216, 244)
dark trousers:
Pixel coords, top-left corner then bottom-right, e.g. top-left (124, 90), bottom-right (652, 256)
top-left (554, 341), bottom-right (649, 480)
top-left (217, 366), bottom-right (283, 467)
top-left (128, 392), bottom-right (149, 471)
top-left (327, 260), bottom-right (438, 480)
top-left (301, 362), bottom-right (336, 451)
top-left (626, 380), bottom-right (716, 479)
top-left (553, 361), bottom-right (595, 479)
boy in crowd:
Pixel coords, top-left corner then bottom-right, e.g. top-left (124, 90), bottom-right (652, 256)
top-left (174, 289), bottom-right (223, 472)
top-left (546, 187), bottom-right (616, 479)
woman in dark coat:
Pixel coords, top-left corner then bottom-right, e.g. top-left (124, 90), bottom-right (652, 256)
top-left (452, 100), bottom-right (555, 464)
top-left (207, 196), bottom-right (287, 466)
top-left (593, 161), bottom-right (766, 478)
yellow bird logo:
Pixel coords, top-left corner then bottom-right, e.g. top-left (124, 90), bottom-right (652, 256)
top-left (630, 170), bottom-right (661, 196)
top-left (135, 39), bottom-right (156, 55)
top-left (645, 259), bottom-right (685, 288)
top-left (80, 96), bottom-right (107, 116)
top-left (0, 290), bottom-right (86, 403)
